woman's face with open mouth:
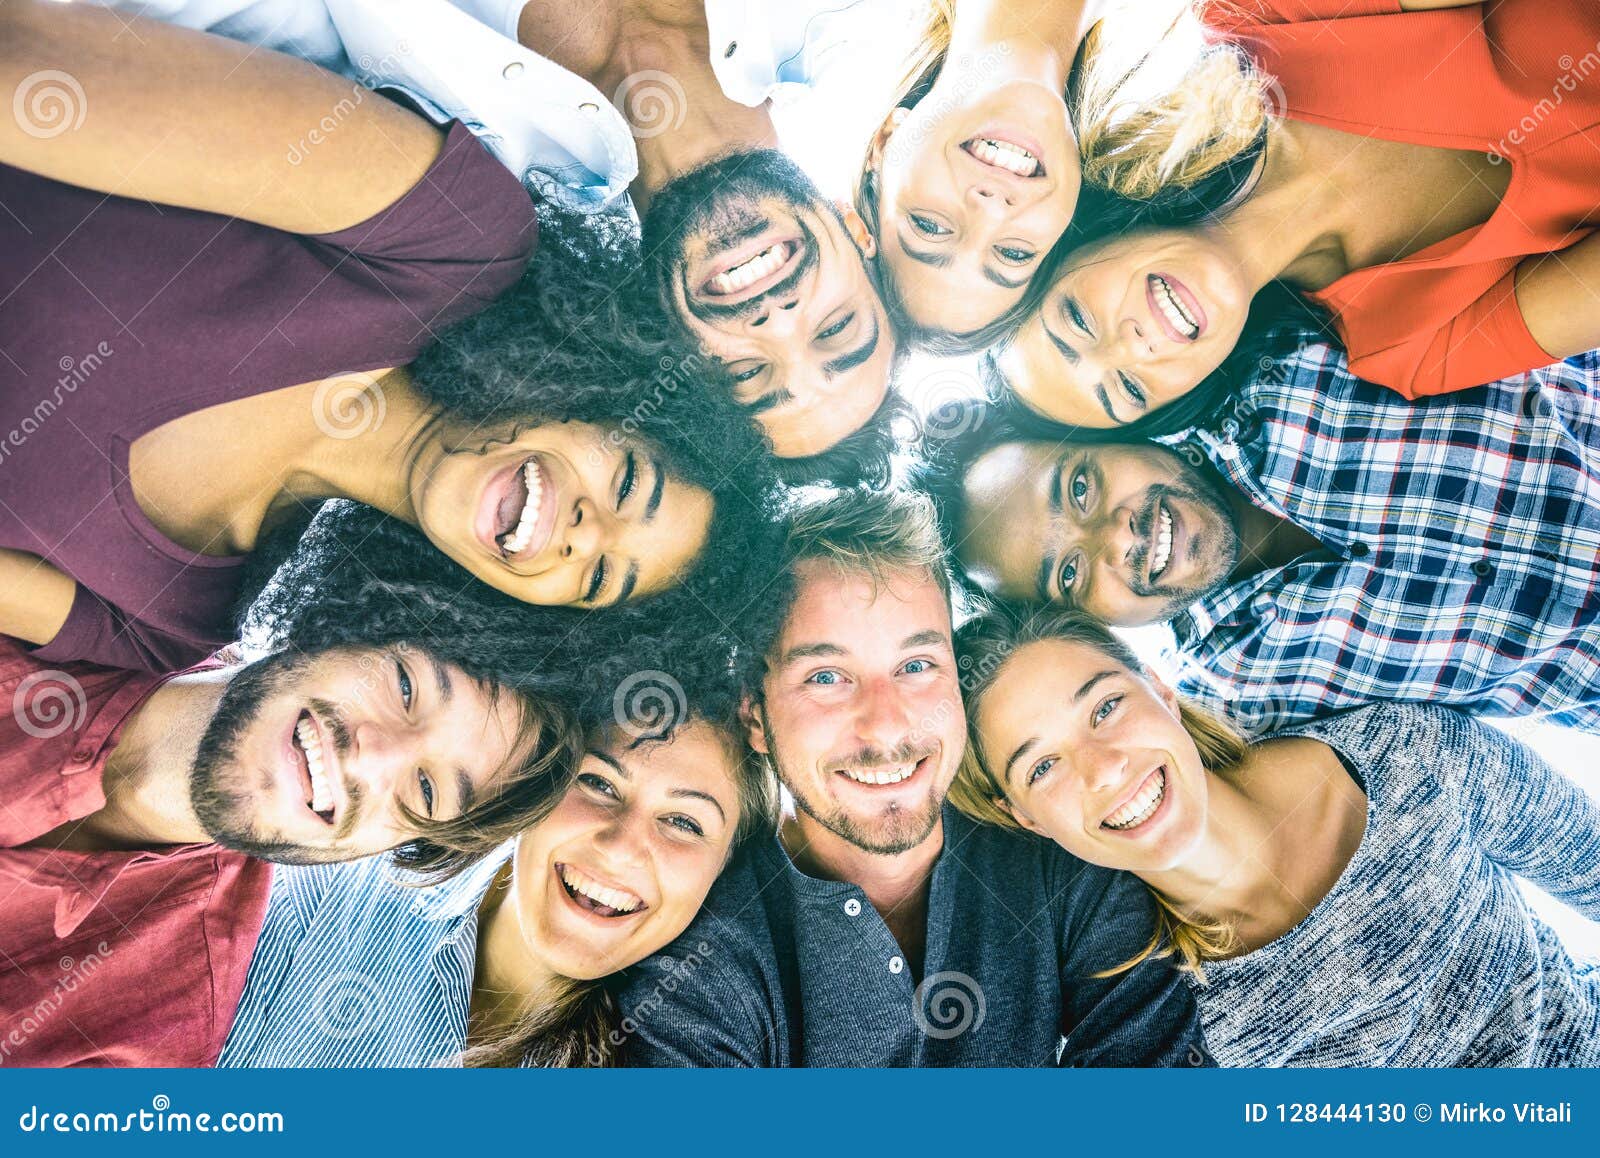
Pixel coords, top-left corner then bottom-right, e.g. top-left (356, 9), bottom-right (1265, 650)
top-left (507, 721), bottom-right (746, 981)
top-left (973, 639), bottom-right (1210, 874)
top-left (415, 420), bottom-right (713, 608)
top-left (875, 79), bottom-right (1079, 336)
top-left (1001, 228), bottom-right (1251, 428)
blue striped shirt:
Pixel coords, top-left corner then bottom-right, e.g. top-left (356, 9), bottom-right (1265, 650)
top-left (1168, 345), bottom-right (1600, 734)
top-left (217, 845), bottom-right (512, 1068)
top-left (1197, 703), bottom-right (1600, 1066)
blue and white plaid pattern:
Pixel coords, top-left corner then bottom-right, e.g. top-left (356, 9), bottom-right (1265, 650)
top-left (1167, 344), bottom-right (1600, 734)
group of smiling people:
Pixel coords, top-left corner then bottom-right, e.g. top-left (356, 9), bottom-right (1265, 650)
top-left (1, 0), bottom-right (1598, 1068)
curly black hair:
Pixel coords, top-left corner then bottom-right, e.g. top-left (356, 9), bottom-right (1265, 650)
top-left (239, 208), bottom-right (792, 731)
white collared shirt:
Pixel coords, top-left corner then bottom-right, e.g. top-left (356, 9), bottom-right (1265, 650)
top-left (85, 0), bottom-right (887, 211)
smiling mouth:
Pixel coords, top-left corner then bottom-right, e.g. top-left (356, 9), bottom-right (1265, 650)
top-left (704, 240), bottom-right (796, 297)
top-left (835, 753), bottom-right (932, 788)
top-left (1150, 501), bottom-right (1174, 581)
top-left (1148, 274), bottom-right (1201, 341)
top-left (291, 710), bottom-right (335, 825)
top-left (557, 862), bottom-right (647, 918)
top-left (962, 136), bottom-right (1043, 177)
top-left (1102, 767), bottom-right (1167, 832)
top-left (492, 455), bottom-right (555, 561)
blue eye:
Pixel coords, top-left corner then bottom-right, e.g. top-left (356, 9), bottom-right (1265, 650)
top-left (1070, 471), bottom-right (1089, 508)
top-left (807, 670), bottom-right (842, 686)
top-left (666, 814), bottom-right (705, 836)
top-left (579, 772), bottom-right (619, 798)
top-left (417, 770), bottom-right (435, 818)
top-left (1093, 695), bottom-right (1123, 725)
top-left (1066, 298), bottom-right (1092, 336)
top-left (996, 245), bottom-right (1035, 264)
top-left (903, 658), bottom-right (934, 674)
top-left (1059, 559), bottom-right (1079, 592)
top-left (909, 213), bottom-right (951, 237)
top-left (1027, 756), bottom-right (1057, 786)
top-left (395, 660), bottom-right (413, 710)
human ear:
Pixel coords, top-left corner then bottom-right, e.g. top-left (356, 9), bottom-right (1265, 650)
top-left (835, 204), bottom-right (878, 258)
top-left (739, 694), bottom-right (769, 756)
top-left (998, 795), bottom-right (1051, 840)
top-left (1142, 666), bottom-right (1182, 718)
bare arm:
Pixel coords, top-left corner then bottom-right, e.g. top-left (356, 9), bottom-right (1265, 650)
top-left (1515, 233), bottom-right (1600, 363)
top-left (0, 549), bottom-right (77, 649)
top-left (0, 0), bottom-right (445, 234)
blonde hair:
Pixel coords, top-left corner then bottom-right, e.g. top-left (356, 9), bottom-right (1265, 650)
top-left (785, 487), bottom-right (951, 603)
top-left (952, 605), bottom-right (1249, 975)
top-left (855, 0), bottom-right (1271, 341)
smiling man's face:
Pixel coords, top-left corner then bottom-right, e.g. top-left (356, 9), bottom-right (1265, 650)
top-left (954, 440), bottom-right (1242, 626)
top-left (644, 150), bottom-right (896, 459)
top-left (188, 645), bottom-right (539, 864)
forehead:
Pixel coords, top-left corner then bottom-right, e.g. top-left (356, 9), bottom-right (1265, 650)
top-left (978, 639), bottom-right (1116, 747)
top-left (631, 478), bottom-right (714, 598)
top-left (596, 721), bottom-right (739, 797)
top-left (779, 559), bottom-right (952, 654)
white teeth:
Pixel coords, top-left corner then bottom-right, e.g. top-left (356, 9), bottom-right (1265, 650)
top-left (1150, 504), bottom-right (1173, 580)
top-left (708, 244), bottom-right (786, 294)
top-left (294, 716), bottom-right (333, 815)
top-left (968, 137), bottom-right (1040, 176)
top-left (500, 459), bottom-right (544, 556)
top-left (1103, 769), bottom-right (1166, 831)
top-left (840, 763), bottom-right (917, 786)
top-left (1152, 275), bottom-right (1199, 339)
top-left (559, 863), bottom-right (643, 915)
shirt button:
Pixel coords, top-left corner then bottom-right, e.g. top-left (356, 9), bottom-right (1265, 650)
top-left (502, 61), bottom-right (525, 79)
top-left (888, 956), bottom-right (904, 975)
top-left (843, 898), bottom-right (861, 916)
top-left (72, 747), bottom-right (93, 763)
top-left (579, 102), bottom-right (599, 113)
top-left (1348, 542), bottom-right (1370, 558)
top-left (1472, 559), bottom-right (1494, 578)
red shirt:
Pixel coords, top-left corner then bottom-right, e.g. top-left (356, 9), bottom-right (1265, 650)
top-left (1203, 0), bottom-right (1600, 396)
top-left (0, 637), bottom-right (271, 1066)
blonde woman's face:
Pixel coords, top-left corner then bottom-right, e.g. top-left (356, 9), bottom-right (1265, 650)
top-left (973, 639), bottom-right (1209, 874)
top-left (507, 721), bottom-right (744, 982)
top-left (1000, 228), bottom-right (1252, 428)
top-left (875, 76), bottom-right (1080, 336)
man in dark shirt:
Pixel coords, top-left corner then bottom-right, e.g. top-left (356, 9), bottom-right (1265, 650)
top-left (0, 633), bottom-right (573, 1065)
top-left (614, 489), bottom-right (1208, 1066)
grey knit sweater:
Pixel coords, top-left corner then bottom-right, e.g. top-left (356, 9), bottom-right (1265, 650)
top-left (1195, 704), bottom-right (1600, 1067)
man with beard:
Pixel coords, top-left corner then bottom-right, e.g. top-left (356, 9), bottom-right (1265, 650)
top-left (94, 0), bottom-right (905, 477)
top-left (612, 489), bottom-right (1206, 1066)
top-left (925, 343), bottom-right (1600, 735)
top-left (0, 635), bottom-right (573, 1065)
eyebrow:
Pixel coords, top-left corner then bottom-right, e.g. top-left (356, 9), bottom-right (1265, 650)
top-left (670, 787), bottom-right (727, 823)
top-left (901, 629), bottom-right (949, 650)
top-left (1045, 325), bottom-right (1081, 366)
top-left (1001, 670), bottom-right (1120, 783)
top-left (746, 387), bottom-right (797, 416)
top-left (428, 656), bottom-right (454, 704)
top-left (591, 751), bottom-right (630, 777)
top-left (824, 316), bottom-right (881, 378)
top-left (780, 641), bottom-right (846, 664)
top-left (611, 563), bottom-right (639, 608)
top-left (455, 767), bottom-right (476, 816)
top-left (896, 233), bottom-right (952, 269)
top-left (983, 266), bottom-right (1029, 290)
top-left (644, 457), bottom-right (666, 523)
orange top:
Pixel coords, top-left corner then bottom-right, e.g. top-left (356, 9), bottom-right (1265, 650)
top-left (1201, 0), bottom-right (1600, 397)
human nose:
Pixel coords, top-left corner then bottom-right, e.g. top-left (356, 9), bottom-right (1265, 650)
top-left (559, 496), bottom-right (614, 563)
top-left (1112, 314), bottom-right (1156, 359)
top-left (748, 295), bottom-right (801, 337)
top-left (853, 675), bottom-right (915, 750)
top-left (1082, 742), bottom-right (1131, 799)
top-left (966, 180), bottom-right (1015, 212)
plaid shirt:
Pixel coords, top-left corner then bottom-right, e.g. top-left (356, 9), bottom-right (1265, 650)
top-left (1167, 344), bottom-right (1600, 735)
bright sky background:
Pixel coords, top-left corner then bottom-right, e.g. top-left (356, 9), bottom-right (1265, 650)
top-left (772, 3), bottom-right (1600, 957)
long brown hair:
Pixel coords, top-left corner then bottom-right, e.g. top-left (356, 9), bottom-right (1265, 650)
top-left (952, 604), bottom-right (1249, 973)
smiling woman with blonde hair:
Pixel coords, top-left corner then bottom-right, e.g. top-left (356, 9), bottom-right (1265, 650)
top-left (855, 0), bottom-right (1269, 350)
top-left (952, 603), bottom-right (1600, 1066)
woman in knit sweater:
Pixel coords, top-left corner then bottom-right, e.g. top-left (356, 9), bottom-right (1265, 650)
top-left (952, 605), bottom-right (1600, 1066)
